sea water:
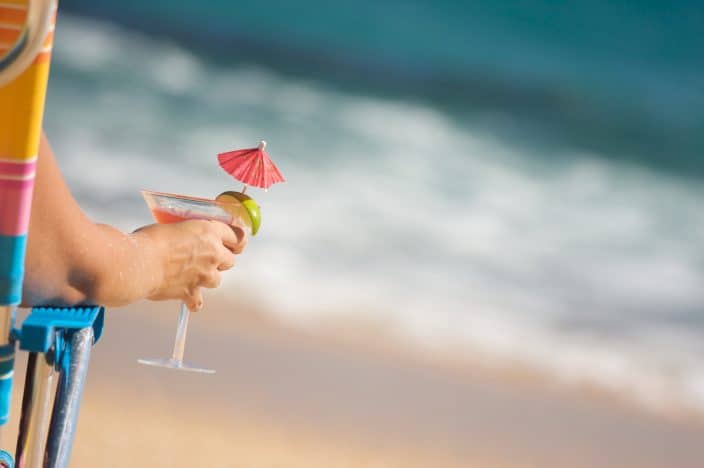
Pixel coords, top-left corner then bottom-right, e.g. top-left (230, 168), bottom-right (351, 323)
top-left (43, 11), bottom-right (704, 416)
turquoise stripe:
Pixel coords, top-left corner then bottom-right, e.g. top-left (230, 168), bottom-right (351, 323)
top-left (0, 344), bottom-right (14, 426)
top-left (0, 235), bottom-right (26, 305)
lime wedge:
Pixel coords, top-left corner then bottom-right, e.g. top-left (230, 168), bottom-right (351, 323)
top-left (216, 191), bottom-right (262, 235)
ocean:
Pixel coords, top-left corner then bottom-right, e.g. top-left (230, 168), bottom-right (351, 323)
top-left (44, 5), bottom-right (704, 416)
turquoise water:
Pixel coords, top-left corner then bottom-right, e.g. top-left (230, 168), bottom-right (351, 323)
top-left (61, 0), bottom-right (704, 174)
top-left (45, 9), bottom-right (704, 415)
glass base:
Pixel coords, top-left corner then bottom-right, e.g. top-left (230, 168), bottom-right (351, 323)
top-left (137, 357), bottom-right (215, 374)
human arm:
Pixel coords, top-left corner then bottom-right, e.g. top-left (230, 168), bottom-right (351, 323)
top-left (22, 132), bottom-right (246, 310)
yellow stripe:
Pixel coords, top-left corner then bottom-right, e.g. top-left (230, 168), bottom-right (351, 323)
top-left (0, 0), bottom-right (54, 160)
top-left (0, 0), bottom-right (28, 7)
top-left (0, 60), bottom-right (51, 160)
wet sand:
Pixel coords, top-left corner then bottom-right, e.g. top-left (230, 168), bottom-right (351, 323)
top-left (5, 297), bottom-right (704, 467)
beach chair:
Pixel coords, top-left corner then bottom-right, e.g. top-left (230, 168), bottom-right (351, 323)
top-left (0, 1), bottom-right (104, 466)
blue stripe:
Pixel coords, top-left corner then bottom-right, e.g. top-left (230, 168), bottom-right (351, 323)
top-left (0, 235), bottom-right (26, 305)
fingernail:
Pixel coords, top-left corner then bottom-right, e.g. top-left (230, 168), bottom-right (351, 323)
top-left (234, 226), bottom-right (246, 241)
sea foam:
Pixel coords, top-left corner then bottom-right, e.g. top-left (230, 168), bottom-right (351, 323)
top-left (46, 15), bottom-right (704, 417)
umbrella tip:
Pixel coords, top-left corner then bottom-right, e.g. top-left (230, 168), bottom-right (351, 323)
top-left (258, 140), bottom-right (267, 150)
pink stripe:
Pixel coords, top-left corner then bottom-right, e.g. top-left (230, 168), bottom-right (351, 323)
top-left (0, 160), bottom-right (36, 178)
top-left (0, 178), bottom-right (35, 236)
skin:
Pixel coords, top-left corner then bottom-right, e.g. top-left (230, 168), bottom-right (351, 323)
top-left (21, 133), bottom-right (247, 311)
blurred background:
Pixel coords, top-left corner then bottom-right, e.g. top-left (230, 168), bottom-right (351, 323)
top-left (20, 0), bottom-right (704, 466)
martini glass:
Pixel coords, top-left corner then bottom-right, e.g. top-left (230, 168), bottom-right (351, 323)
top-left (137, 189), bottom-right (248, 373)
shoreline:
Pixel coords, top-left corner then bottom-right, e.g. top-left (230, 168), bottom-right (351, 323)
top-left (162, 294), bottom-right (704, 426)
top-left (5, 298), bottom-right (704, 467)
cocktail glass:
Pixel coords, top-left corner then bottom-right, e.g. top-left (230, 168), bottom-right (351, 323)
top-left (137, 189), bottom-right (248, 373)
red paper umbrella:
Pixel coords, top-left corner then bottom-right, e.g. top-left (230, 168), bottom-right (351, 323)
top-left (217, 141), bottom-right (285, 190)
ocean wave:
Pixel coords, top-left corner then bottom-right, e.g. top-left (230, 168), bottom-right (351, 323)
top-left (47, 16), bottom-right (704, 416)
top-left (57, 3), bottom-right (704, 174)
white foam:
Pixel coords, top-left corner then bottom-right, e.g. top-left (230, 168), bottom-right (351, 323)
top-left (47, 15), bottom-right (704, 416)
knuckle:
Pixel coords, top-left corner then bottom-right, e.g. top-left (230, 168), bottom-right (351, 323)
top-left (191, 219), bottom-right (209, 231)
top-left (197, 272), bottom-right (208, 285)
top-left (204, 221), bottom-right (219, 235)
top-left (219, 257), bottom-right (235, 271)
top-left (204, 232), bottom-right (218, 244)
top-left (210, 273), bottom-right (221, 287)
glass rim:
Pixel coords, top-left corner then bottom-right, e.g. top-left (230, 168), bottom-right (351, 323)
top-left (140, 189), bottom-right (236, 209)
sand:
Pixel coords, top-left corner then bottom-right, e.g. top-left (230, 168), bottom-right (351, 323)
top-left (3, 297), bottom-right (704, 467)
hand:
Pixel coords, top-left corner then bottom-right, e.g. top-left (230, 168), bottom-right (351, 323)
top-left (133, 220), bottom-right (247, 311)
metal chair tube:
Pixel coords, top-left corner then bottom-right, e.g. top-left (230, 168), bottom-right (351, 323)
top-left (15, 352), bottom-right (56, 468)
top-left (44, 327), bottom-right (94, 468)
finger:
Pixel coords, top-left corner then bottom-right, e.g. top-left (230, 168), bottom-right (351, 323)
top-left (210, 221), bottom-right (239, 252)
top-left (185, 288), bottom-right (203, 312)
top-left (217, 246), bottom-right (236, 271)
top-left (230, 226), bottom-right (248, 254)
top-left (201, 271), bottom-right (222, 289)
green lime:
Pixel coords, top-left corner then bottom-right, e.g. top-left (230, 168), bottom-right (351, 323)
top-left (216, 191), bottom-right (262, 235)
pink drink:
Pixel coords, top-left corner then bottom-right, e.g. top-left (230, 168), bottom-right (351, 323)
top-left (151, 208), bottom-right (189, 224)
top-left (142, 191), bottom-right (234, 226)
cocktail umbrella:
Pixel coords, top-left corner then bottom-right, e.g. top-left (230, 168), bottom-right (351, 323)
top-left (217, 140), bottom-right (285, 191)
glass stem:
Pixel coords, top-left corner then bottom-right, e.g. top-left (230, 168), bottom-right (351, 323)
top-left (171, 303), bottom-right (189, 362)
